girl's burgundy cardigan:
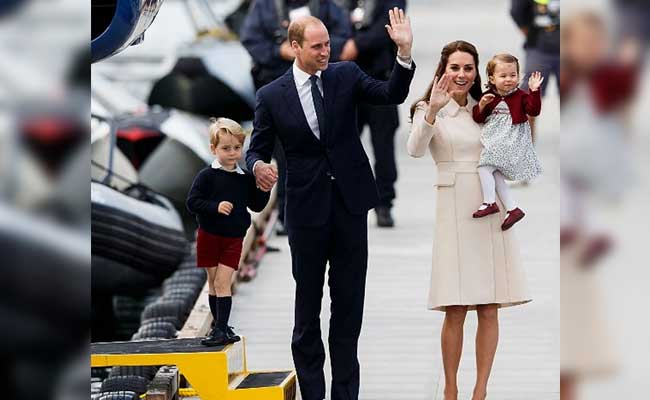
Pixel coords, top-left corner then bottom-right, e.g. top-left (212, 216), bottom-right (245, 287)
top-left (472, 88), bottom-right (541, 124)
top-left (560, 64), bottom-right (637, 114)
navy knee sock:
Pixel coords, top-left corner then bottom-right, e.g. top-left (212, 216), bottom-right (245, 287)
top-left (216, 296), bottom-right (232, 331)
top-left (208, 295), bottom-right (218, 322)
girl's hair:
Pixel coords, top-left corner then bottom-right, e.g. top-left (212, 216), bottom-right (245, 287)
top-left (485, 53), bottom-right (520, 91)
top-left (409, 40), bottom-right (482, 119)
top-left (562, 10), bottom-right (606, 44)
top-left (208, 117), bottom-right (246, 147)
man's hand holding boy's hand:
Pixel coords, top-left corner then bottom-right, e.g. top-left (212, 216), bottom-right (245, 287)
top-left (254, 162), bottom-right (278, 192)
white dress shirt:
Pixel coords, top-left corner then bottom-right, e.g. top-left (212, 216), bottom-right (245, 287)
top-left (292, 62), bottom-right (324, 140)
top-left (211, 158), bottom-right (245, 174)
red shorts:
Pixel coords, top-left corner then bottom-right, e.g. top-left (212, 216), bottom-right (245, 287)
top-left (196, 228), bottom-right (243, 270)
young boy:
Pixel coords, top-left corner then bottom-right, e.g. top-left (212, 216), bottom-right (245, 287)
top-left (186, 117), bottom-right (271, 346)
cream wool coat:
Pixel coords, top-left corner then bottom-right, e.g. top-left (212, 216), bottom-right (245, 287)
top-left (561, 243), bottom-right (617, 378)
top-left (407, 98), bottom-right (531, 311)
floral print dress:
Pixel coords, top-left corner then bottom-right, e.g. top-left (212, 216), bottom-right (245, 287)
top-left (478, 97), bottom-right (543, 181)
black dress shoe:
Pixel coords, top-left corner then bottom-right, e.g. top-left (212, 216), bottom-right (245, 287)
top-left (375, 206), bottom-right (394, 228)
top-left (200, 327), bottom-right (228, 347)
top-left (226, 326), bottom-right (241, 343)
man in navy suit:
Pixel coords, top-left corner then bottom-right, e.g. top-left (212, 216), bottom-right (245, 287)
top-left (245, 9), bottom-right (414, 400)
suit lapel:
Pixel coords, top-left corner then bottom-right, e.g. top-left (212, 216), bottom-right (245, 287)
top-left (281, 70), bottom-right (322, 146)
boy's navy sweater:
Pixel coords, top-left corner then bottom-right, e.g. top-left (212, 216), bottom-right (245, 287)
top-left (186, 167), bottom-right (270, 238)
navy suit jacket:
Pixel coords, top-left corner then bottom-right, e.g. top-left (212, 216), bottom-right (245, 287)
top-left (246, 60), bottom-right (415, 227)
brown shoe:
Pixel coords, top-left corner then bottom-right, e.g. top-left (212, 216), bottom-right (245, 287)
top-left (473, 203), bottom-right (500, 218)
top-left (501, 207), bottom-right (525, 231)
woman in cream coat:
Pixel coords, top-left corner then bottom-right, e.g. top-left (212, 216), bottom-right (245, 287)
top-left (407, 41), bottom-right (531, 400)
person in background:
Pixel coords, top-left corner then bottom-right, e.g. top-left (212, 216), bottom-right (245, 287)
top-left (510, 0), bottom-right (560, 144)
top-left (337, 0), bottom-right (405, 227)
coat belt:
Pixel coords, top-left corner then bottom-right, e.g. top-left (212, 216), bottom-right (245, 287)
top-left (436, 161), bottom-right (479, 174)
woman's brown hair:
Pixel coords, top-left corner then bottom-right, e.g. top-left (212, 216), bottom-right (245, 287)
top-left (409, 40), bottom-right (482, 119)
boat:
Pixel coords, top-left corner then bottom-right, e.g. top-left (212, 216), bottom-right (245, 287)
top-left (91, 181), bottom-right (188, 281)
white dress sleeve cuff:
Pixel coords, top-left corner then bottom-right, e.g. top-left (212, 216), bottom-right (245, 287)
top-left (252, 160), bottom-right (264, 176)
top-left (396, 55), bottom-right (413, 70)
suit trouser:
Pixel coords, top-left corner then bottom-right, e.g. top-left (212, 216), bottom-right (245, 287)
top-left (357, 103), bottom-right (399, 208)
top-left (287, 184), bottom-right (369, 400)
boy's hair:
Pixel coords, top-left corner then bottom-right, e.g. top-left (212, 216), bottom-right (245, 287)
top-left (208, 117), bottom-right (245, 147)
top-left (485, 53), bottom-right (520, 90)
